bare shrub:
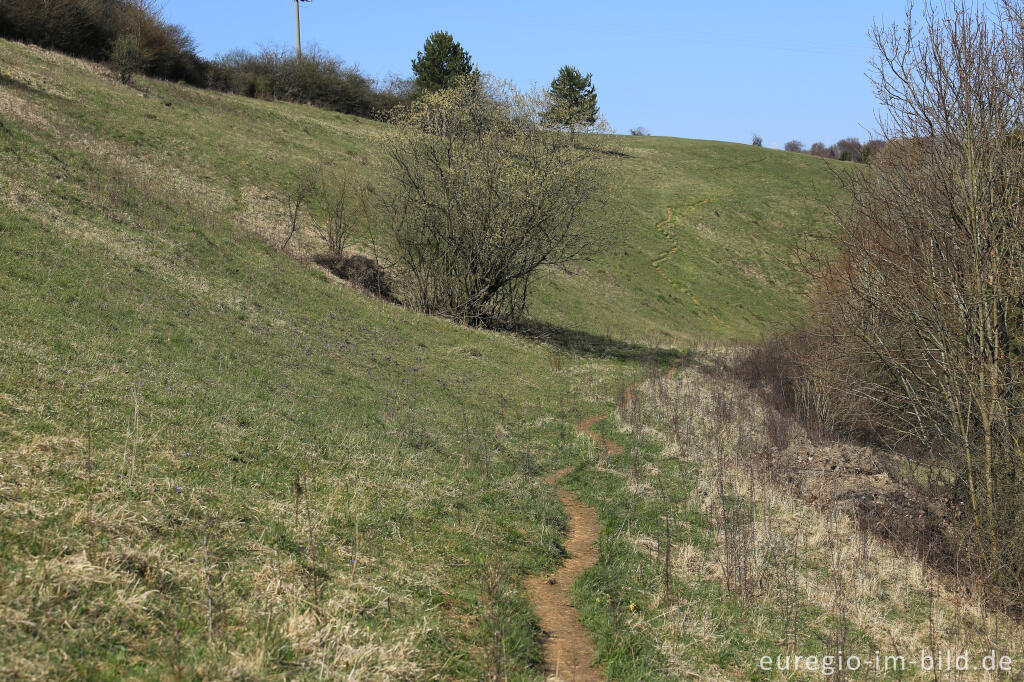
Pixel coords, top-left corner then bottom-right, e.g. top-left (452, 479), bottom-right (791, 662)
top-left (310, 169), bottom-right (364, 258)
top-left (733, 338), bottom-right (797, 415)
top-left (378, 76), bottom-right (610, 326)
top-left (784, 139), bottom-right (805, 153)
top-left (279, 164), bottom-right (319, 249)
top-left (630, 126), bottom-right (650, 136)
top-left (751, 134), bottom-right (763, 147)
top-left (801, 0), bottom-right (1024, 596)
top-left (734, 333), bottom-right (867, 445)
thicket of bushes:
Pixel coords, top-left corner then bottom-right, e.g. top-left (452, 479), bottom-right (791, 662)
top-left (0, 0), bottom-right (206, 85)
top-left (0, 0), bottom-right (411, 117)
top-left (207, 48), bottom-right (412, 117)
top-left (752, 0), bottom-right (1024, 607)
top-left (376, 77), bottom-right (610, 326)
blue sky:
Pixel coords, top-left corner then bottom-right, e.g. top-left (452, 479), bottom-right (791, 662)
top-left (161, 0), bottom-right (909, 148)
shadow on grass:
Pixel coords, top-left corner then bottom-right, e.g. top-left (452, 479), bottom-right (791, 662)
top-left (0, 72), bottom-right (36, 95)
top-left (0, 71), bottom-right (70, 103)
top-left (579, 144), bottom-right (634, 158)
top-left (506, 319), bottom-right (686, 368)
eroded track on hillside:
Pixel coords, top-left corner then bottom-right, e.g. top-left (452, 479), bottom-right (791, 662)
top-left (650, 151), bottom-right (770, 327)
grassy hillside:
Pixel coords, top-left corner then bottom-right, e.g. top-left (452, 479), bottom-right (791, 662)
top-left (0, 39), bottom-right (842, 348)
top-left (532, 136), bottom-right (843, 343)
top-left (0, 39), bottom-right (871, 680)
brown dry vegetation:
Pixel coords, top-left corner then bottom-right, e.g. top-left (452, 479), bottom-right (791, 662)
top-left (769, 0), bottom-right (1024, 607)
top-left (619, 347), bottom-right (1024, 679)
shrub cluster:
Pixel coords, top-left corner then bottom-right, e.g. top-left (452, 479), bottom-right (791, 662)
top-left (207, 48), bottom-right (411, 117)
top-left (0, 1), bottom-right (413, 117)
top-left (0, 0), bottom-right (206, 85)
top-left (378, 77), bottom-right (610, 326)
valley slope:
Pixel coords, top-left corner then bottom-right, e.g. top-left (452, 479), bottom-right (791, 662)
top-left (1, 39), bottom-right (845, 679)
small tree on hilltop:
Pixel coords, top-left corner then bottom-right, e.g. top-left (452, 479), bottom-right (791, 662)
top-left (411, 30), bottom-right (474, 93)
top-left (809, 141), bottom-right (830, 157)
top-left (543, 66), bottom-right (599, 146)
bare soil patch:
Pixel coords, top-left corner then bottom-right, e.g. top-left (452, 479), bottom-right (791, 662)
top-left (526, 468), bottom-right (603, 681)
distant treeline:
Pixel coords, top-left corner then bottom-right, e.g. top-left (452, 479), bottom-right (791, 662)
top-left (783, 137), bottom-right (885, 163)
top-left (0, 0), bottom-right (412, 117)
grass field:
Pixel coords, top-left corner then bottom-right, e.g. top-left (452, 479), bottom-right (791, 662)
top-left (4, 38), bottom-right (993, 681)
top-left (530, 135), bottom-right (844, 343)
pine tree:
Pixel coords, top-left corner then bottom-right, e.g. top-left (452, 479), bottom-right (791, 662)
top-left (411, 31), bottom-right (474, 93)
top-left (543, 66), bottom-right (599, 145)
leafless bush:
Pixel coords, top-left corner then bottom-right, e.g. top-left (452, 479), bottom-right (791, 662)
top-left (279, 163), bottom-right (319, 249)
top-left (630, 126), bottom-right (650, 136)
top-left (734, 333), bottom-right (869, 445)
top-left (713, 455), bottom-right (757, 598)
top-left (311, 169), bottom-right (362, 258)
top-left (733, 338), bottom-right (797, 414)
top-left (784, 140), bottom-right (805, 153)
top-left (798, 0), bottom-right (1024, 596)
top-left (379, 76), bottom-right (610, 326)
top-left (751, 134), bottom-right (764, 147)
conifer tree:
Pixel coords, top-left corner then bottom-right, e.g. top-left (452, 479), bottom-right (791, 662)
top-left (543, 66), bottom-right (599, 145)
top-left (411, 31), bottom-right (474, 93)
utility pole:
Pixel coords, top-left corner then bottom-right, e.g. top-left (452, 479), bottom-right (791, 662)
top-left (294, 0), bottom-right (311, 58)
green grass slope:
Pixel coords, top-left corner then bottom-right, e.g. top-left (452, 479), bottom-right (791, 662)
top-left (1, 39), bottom-right (840, 679)
top-left (532, 136), bottom-right (843, 343)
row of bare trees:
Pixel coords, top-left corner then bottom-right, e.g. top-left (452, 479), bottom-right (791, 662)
top-left (781, 137), bottom-right (885, 162)
top-left (784, 0), bottom-right (1024, 599)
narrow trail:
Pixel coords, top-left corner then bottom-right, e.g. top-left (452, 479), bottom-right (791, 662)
top-left (650, 206), bottom-right (725, 326)
top-left (650, 207), bottom-right (704, 310)
top-left (526, 467), bottom-right (603, 681)
top-left (527, 360), bottom-right (686, 680)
